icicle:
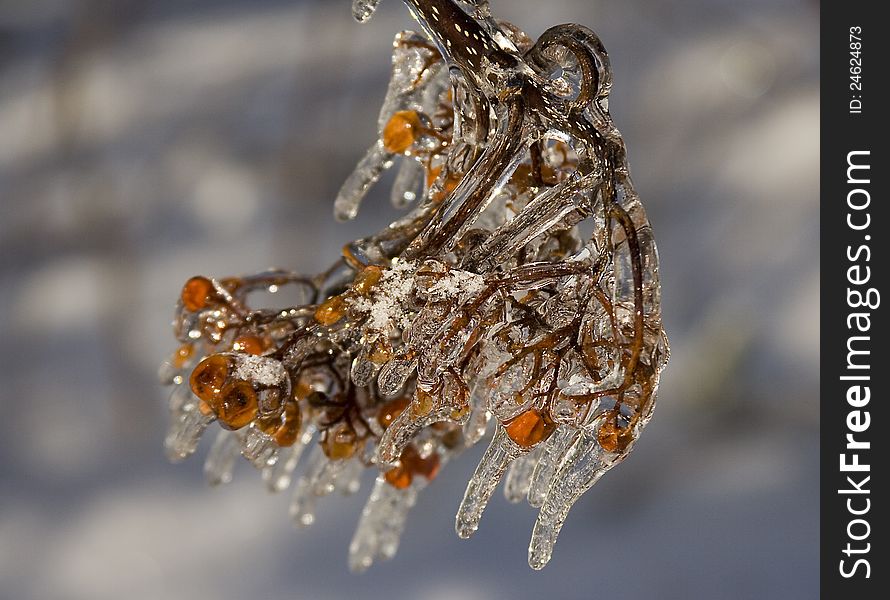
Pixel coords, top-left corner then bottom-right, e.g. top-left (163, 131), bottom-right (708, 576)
top-left (334, 141), bottom-right (394, 221)
top-left (350, 347), bottom-right (378, 387)
top-left (377, 354), bottom-right (416, 397)
top-left (528, 432), bottom-right (616, 569)
top-left (462, 391), bottom-right (490, 446)
top-left (288, 445), bottom-right (329, 527)
top-left (503, 445), bottom-right (542, 503)
top-left (390, 159), bottom-right (424, 208)
top-left (349, 475), bottom-right (420, 572)
top-left (377, 401), bottom-right (454, 465)
top-left (377, 374), bottom-right (469, 465)
top-left (167, 381), bottom-right (193, 413)
top-left (335, 457), bottom-right (364, 496)
top-left (157, 358), bottom-right (180, 386)
top-left (527, 427), bottom-right (574, 508)
top-left (204, 430), bottom-right (240, 486)
top-left (464, 172), bottom-right (595, 271)
top-left (262, 424), bottom-right (316, 493)
top-left (312, 457), bottom-right (350, 496)
top-left (455, 428), bottom-right (524, 538)
top-left (239, 423), bottom-right (279, 470)
top-left (165, 404), bottom-right (214, 463)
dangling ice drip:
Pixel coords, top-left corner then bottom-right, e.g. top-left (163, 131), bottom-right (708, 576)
top-left (162, 0), bottom-right (668, 571)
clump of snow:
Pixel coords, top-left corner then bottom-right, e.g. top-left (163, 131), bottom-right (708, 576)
top-left (233, 354), bottom-right (286, 386)
top-left (426, 269), bottom-right (486, 304)
top-left (345, 260), bottom-right (487, 335)
top-left (346, 259), bottom-right (417, 333)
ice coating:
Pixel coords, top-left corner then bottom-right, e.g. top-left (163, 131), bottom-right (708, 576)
top-left (161, 0), bottom-right (668, 571)
top-left (288, 445), bottom-right (333, 527)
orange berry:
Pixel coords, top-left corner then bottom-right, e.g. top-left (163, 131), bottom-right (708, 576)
top-left (450, 401), bottom-right (470, 421)
top-left (440, 426), bottom-right (464, 449)
top-left (416, 453), bottom-right (440, 481)
top-left (504, 408), bottom-right (556, 449)
top-left (382, 110), bottom-right (422, 153)
top-left (377, 396), bottom-right (410, 430)
top-left (314, 295), bottom-right (347, 326)
top-left (213, 380), bottom-right (259, 430)
top-left (597, 417), bottom-right (631, 453)
top-left (172, 343), bottom-right (195, 369)
top-left (411, 388), bottom-right (435, 418)
top-left (257, 413), bottom-right (282, 436)
top-left (426, 164), bottom-right (442, 188)
top-left (401, 445), bottom-right (440, 481)
top-left (510, 164), bottom-right (533, 188)
top-left (197, 398), bottom-right (215, 417)
top-left (181, 276), bottom-right (214, 312)
top-left (293, 380), bottom-right (313, 401)
top-left (369, 337), bottom-right (393, 365)
top-left (233, 334), bottom-right (264, 355)
top-left (352, 265), bottom-right (384, 296)
top-left (321, 423), bottom-right (358, 460)
top-left (384, 465), bottom-right (413, 489)
top-left (597, 420), bottom-right (619, 452)
top-left (341, 244), bottom-right (367, 270)
top-left (273, 401), bottom-right (302, 447)
top-left (189, 355), bottom-right (231, 401)
top-left (430, 171), bottom-right (462, 202)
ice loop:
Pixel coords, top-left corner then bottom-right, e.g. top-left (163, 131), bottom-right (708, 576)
top-left (161, 0), bottom-right (668, 570)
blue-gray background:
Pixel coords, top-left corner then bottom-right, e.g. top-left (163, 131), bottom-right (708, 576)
top-left (0, 1), bottom-right (818, 598)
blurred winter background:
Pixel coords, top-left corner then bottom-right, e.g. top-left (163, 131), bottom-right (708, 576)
top-left (0, 0), bottom-right (818, 598)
